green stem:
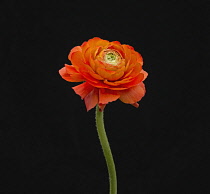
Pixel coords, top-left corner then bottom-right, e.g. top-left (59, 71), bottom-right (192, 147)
top-left (95, 105), bottom-right (117, 194)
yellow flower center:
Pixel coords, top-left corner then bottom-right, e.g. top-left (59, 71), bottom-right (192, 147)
top-left (103, 49), bottom-right (121, 66)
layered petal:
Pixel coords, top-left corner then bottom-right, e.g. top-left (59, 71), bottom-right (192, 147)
top-left (69, 49), bottom-right (86, 71)
top-left (126, 63), bottom-right (142, 78)
top-left (122, 45), bottom-right (132, 65)
top-left (119, 82), bottom-right (146, 104)
top-left (72, 82), bottom-right (95, 99)
top-left (84, 88), bottom-right (99, 111)
top-left (59, 66), bottom-right (85, 82)
top-left (99, 89), bottom-right (120, 104)
top-left (96, 67), bottom-right (124, 81)
top-left (141, 69), bottom-right (148, 81)
top-left (87, 37), bottom-right (109, 48)
top-left (81, 41), bottom-right (89, 53)
top-left (104, 77), bottom-right (133, 86)
top-left (68, 46), bottom-right (82, 61)
top-left (121, 73), bottom-right (144, 88)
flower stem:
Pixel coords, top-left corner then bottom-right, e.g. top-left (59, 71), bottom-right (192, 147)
top-left (95, 105), bottom-right (117, 194)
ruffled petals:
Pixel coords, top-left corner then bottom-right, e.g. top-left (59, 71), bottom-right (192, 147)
top-left (59, 37), bottom-right (148, 111)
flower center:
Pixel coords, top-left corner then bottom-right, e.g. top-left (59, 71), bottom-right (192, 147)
top-left (103, 50), bottom-right (121, 66)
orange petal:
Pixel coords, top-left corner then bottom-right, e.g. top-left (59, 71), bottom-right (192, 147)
top-left (84, 88), bottom-right (99, 111)
top-left (94, 59), bottom-right (107, 70)
top-left (96, 65), bottom-right (125, 81)
top-left (104, 77), bottom-right (133, 86)
top-left (72, 82), bottom-right (94, 99)
top-left (140, 69), bottom-right (148, 81)
top-left (59, 67), bottom-right (85, 82)
top-left (84, 47), bottom-right (92, 64)
top-left (121, 73), bottom-right (144, 88)
top-left (125, 63), bottom-right (142, 78)
top-left (88, 55), bottom-right (97, 71)
top-left (99, 88), bottom-right (120, 104)
top-left (111, 41), bottom-right (121, 45)
top-left (122, 45), bottom-right (132, 65)
top-left (69, 50), bottom-right (85, 70)
top-left (136, 52), bottom-right (143, 64)
top-left (108, 87), bottom-right (128, 90)
top-left (83, 47), bottom-right (102, 71)
top-left (81, 41), bottom-right (89, 53)
top-left (64, 64), bottom-right (86, 81)
top-left (68, 74), bottom-right (85, 82)
top-left (124, 44), bottom-right (134, 50)
top-left (74, 62), bottom-right (103, 82)
top-left (107, 70), bottom-right (125, 81)
top-left (93, 46), bottom-right (104, 58)
top-left (96, 67), bottom-right (116, 79)
top-left (79, 69), bottom-right (101, 83)
top-left (84, 46), bottom-right (100, 60)
top-left (131, 102), bottom-right (139, 108)
top-left (65, 64), bottom-right (79, 74)
top-left (84, 78), bottom-right (110, 88)
top-left (126, 52), bottom-right (137, 71)
top-left (89, 71), bottom-right (104, 80)
top-left (119, 82), bottom-right (145, 104)
top-left (123, 68), bottom-right (133, 78)
top-left (88, 37), bottom-right (109, 48)
top-left (68, 46), bottom-right (82, 61)
top-left (59, 67), bottom-right (71, 81)
top-left (86, 79), bottom-right (127, 90)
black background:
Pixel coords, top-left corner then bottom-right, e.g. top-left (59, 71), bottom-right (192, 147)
top-left (1, 0), bottom-right (209, 193)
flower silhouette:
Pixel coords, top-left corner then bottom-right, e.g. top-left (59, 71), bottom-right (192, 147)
top-left (59, 37), bottom-right (148, 111)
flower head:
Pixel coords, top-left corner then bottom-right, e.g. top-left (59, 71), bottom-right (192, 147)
top-left (59, 37), bottom-right (148, 111)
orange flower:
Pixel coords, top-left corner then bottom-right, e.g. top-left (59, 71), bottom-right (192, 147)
top-left (59, 37), bottom-right (148, 111)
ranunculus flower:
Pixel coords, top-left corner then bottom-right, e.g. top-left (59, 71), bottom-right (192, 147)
top-left (59, 37), bottom-right (148, 111)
